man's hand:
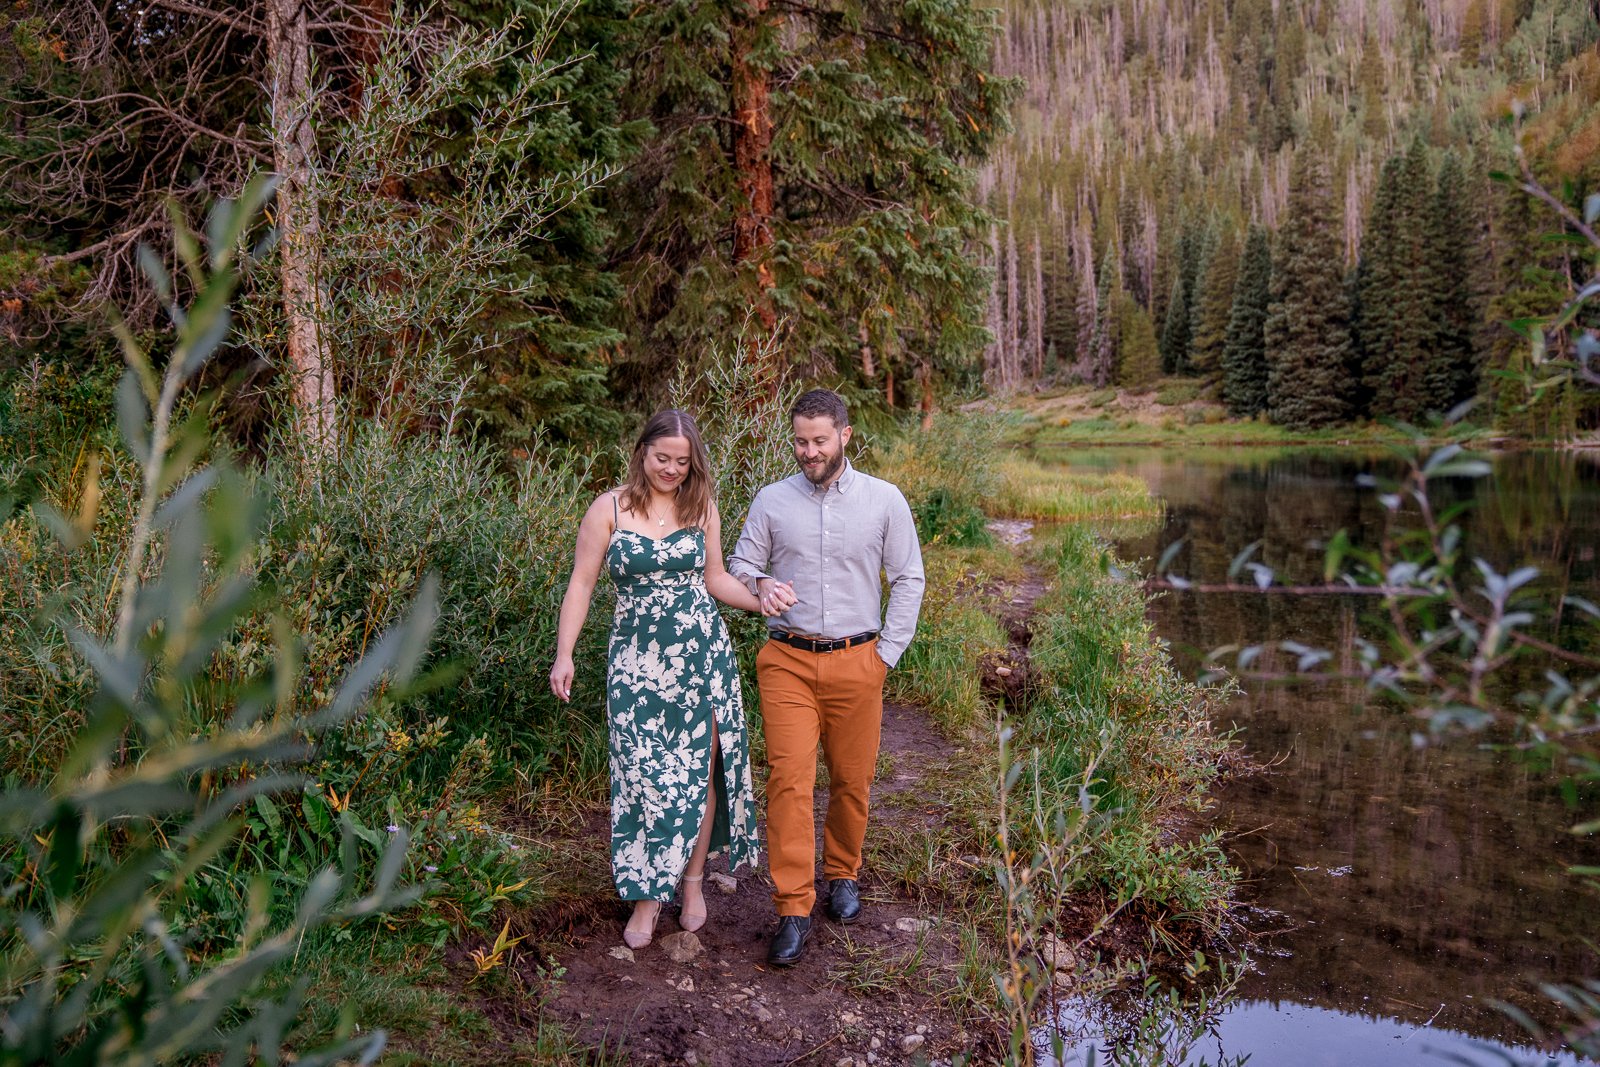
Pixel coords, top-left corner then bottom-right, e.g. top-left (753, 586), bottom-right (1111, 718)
top-left (758, 578), bottom-right (798, 617)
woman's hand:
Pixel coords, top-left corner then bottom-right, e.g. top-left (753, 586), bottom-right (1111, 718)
top-left (758, 578), bottom-right (798, 617)
top-left (550, 655), bottom-right (575, 702)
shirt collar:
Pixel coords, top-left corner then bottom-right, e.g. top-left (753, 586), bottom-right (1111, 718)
top-left (808, 458), bottom-right (857, 496)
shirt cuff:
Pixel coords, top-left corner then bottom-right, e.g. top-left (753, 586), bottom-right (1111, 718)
top-left (877, 640), bottom-right (905, 668)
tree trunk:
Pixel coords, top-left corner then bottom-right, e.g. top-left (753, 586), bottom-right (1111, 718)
top-left (266, 0), bottom-right (335, 451)
top-left (732, 0), bottom-right (779, 394)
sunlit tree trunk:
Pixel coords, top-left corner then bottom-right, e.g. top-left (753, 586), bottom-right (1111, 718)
top-left (732, 0), bottom-right (778, 395)
top-left (266, 0), bottom-right (335, 450)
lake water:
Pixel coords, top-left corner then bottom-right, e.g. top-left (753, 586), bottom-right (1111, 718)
top-left (1038, 446), bottom-right (1600, 1067)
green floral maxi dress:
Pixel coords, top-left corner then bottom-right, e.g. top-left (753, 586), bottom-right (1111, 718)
top-left (605, 519), bottom-right (760, 902)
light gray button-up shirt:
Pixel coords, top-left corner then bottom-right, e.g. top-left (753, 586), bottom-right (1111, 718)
top-left (728, 460), bottom-right (925, 667)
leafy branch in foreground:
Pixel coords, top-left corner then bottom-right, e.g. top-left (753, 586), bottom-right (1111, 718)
top-left (1159, 417), bottom-right (1598, 1060)
top-left (0, 185), bottom-right (435, 1064)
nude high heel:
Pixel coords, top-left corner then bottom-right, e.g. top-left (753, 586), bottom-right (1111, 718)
top-left (680, 874), bottom-right (707, 933)
top-left (623, 901), bottom-right (661, 949)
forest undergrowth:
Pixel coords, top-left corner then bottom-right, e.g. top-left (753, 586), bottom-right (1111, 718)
top-left (0, 320), bottom-right (1240, 1061)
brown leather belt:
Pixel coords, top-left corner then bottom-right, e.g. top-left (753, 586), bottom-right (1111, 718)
top-left (769, 630), bottom-right (878, 654)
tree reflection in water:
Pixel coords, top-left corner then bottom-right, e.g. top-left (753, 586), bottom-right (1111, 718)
top-left (1041, 445), bottom-right (1600, 1065)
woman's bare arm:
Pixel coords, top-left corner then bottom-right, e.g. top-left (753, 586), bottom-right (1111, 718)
top-left (549, 493), bottom-right (615, 701)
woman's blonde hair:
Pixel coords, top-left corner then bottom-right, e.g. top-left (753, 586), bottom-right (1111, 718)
top-left (618, 409), bottom-right (714, 528)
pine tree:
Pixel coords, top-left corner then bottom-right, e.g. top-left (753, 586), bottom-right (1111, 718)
top-left (1116, 292), bottom-right (1161, 388)
top-left (1159, 219), bottom-right (1205, 376)
top-left (459, 0), bottom-right (636, 449)
top-left (606, 0), bottom-right (1016, 409)
top-left (1265, 150), bottom-right (1354, 429)
top-left (1222, 226), bottom-right (1272, 416)
top-left (1357, 140), bottom-right (1442, 423)
top-left (1486, 174), bottom-right (1575, 438)
top-left (1353, 153), bottom-right (1403, 418)
top-left (1190, 228), bottom-right (1241, 378)
top-left (1427, 151), bottom-right (1484, 411)
top-left (1090, 244), bottom-right (1122, 387)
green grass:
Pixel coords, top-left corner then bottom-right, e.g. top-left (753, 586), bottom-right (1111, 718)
top-left (1020, 524), bottom-right (1237, 921)
top-left (1022, 415), bottom-right (1420, 448)
top-left (887, 543), bottom-right (1015, 736)
top-left (290, 938), bottom-right (602, 1066)
top-left (1154, 380), bottom-right (1206, 406)
top-left (991, 457), bottom-right (1163, 522)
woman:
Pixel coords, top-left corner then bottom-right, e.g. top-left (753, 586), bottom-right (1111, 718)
top-left (550, 409), bottom-right (765, 949)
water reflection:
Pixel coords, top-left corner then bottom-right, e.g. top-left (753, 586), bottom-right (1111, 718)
top-left (1041, 446), bottom-right (1600, 1064)
top-left (1043, 997), bottom-right (1592, 1067)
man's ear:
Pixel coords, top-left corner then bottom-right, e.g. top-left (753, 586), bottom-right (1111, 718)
top-left (840, 424), bottom-right (853, 448)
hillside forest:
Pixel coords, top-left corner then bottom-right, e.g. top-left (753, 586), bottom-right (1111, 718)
top-left (981, 0), bottom-right (1600, 437)
top-left (2, 1), bottom-right (1599, 444)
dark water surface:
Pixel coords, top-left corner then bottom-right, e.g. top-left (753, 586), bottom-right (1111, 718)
top-left (1041, 447), bottom-right (1600, 1066)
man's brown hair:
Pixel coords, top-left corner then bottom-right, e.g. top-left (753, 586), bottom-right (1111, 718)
top-left (790, 388), bottom-right (849, 429)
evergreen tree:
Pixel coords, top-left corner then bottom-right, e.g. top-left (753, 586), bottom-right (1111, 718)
top-left (1487, 174), bottom-right (1576, 438)
top-left (1265, 150), bottom-right (1354, 429)
top-left (1357, 139), bottom-right (1441, 423)
top-left (1222, 225), bottom-right (1272, 416)
top-left (455, 0), bottom-right (637, 448)
top-left (1116, 292), bottom-right (1161, 388)
top-left (1427, 151), bottom-right (1484, 411)
top-left (1159, 219), bottom-right (1206, 376)
top-left (1352, 153), bottom-right (1403, 419)
top-left (1190, 227), bottom-right (1240, 377)
top-left (1090, 244), bottom-right (1122, 387)
top-left (606, 0), bottom-right (1015, 410)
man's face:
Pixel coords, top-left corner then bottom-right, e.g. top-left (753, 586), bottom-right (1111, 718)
top-left (792, 413), bottom-right (852, 486)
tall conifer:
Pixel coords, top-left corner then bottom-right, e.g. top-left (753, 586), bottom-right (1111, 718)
top-left (1191, 228), bottom-right (1241, 378)
top-left (1264, 149), bottom-right (1354, 428)
top-left (1222, 226), bottom-right (1272, 417)
top-left (1090, 243), bottom-right (1122, 387)
top-left (607, 0), bottom-right (1015, 406)
top-left (1428, 151), bottom-right (1483, 410)
top-left (1117, 292), bottom-right (1161, 388)
top-left (1357, 140), bottom-right (1441, 422)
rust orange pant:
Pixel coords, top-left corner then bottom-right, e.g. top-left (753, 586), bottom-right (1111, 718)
top-left (757, 637), bottom-right (887, 917)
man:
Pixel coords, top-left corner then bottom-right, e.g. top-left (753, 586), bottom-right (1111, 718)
top-left (729, 388), bottom-right (925, 966)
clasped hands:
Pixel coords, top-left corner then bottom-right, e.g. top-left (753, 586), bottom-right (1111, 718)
top-left (758, 578), bottom-right (798, 617)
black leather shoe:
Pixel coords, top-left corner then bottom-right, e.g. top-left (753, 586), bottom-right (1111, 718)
top-left (767, 916), bottom-right (812, 966)
top-left (826, 878), bottom-right (861, 924)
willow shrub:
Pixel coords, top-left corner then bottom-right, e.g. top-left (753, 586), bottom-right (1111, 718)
top-left (1, 186), bottom-right (422, 1064)
top-left (1024, 525), bottom-right (1236, 922)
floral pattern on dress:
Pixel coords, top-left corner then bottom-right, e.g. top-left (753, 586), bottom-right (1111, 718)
top-left (606, 525), bottom-right (759, 901)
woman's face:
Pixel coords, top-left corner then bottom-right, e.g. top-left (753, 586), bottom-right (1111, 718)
top-left (642, 434), bottom-right (692, 494)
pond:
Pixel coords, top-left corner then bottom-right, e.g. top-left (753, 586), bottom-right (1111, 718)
top-left (1038, 446), bottom-right (1600, 1066)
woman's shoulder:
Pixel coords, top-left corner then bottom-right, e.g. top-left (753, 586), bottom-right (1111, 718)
top-left (583, 489), bottom-right (624, 521)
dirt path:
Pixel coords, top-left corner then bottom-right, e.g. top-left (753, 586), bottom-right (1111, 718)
top-left (497, 529), bottom-right (1055, 1066)
top-left (520, 701), bottom-right (983, 1067)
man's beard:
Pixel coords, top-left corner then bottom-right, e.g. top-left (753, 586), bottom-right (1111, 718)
top-left (801, 451), bottom-right (843, 485)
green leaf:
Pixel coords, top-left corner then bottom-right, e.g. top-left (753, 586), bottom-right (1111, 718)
top-left (254, 793), bottom-right (283, 833)
top-left (45, 804), bottom-right (82, 899)
top-left (302, 791), bottom-right (333, 837)
top-left (1227, 540), bottom-right (1261, 581)
top-left (117, 372), bottom-right (152, 464)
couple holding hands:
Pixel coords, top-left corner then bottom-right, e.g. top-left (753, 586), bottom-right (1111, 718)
top-left (549, 389), bottom-right (924, 966)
